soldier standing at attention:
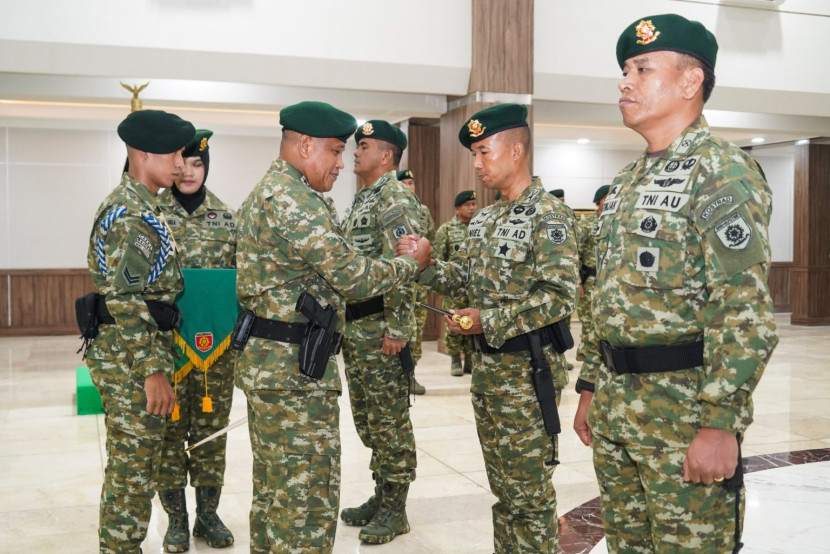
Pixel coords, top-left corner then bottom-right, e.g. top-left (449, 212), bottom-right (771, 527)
top-left (401, 103), bottom-right (579, 553)
top-left (574, 184), bottom-right (609, 364)
top-left (573, 14), bottom-right (778, 553)
top-left (85, 109), bottom-right (194, 553)
top-left (234, 102), bottom-right (432, 554)
top-left (397, 168), bottom-right (434, 395)
top-left (339, 121), bottom-right (422, 544)
top-left (155, 130), bottom-right (236, 552)
top-left (432, 190), bottom-right (477, 376)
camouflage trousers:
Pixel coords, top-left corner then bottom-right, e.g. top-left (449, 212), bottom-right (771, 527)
top-left (88, 348), bottom-right (168, 554)
top-left (442, 296), bottom-right (472, 357)
top-left (342, 338), bottom-right (417, 483)
top-left (246, 389), bottom-right (341, 554)
top-left (157, 353), bottom-right (235, 489)
top-left (575, 276), bottom-right (595, 361)
top-left (472, 392), bottom-right (559, 553)
top-left (410, 285), bottom-right (429, 364)
top-left (593, 432), bottom-right (744, 553)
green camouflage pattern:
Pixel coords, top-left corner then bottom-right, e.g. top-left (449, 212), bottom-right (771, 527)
top-left (410, 196), bottom-right (435, 363)
top-left (246, 389), bottom-right (340, 553)
top-left (577, 116), bottom-right (778, 551)
top-left (234, 159), bottom-right (419, 552)
top-left (420, 178), bottom-right (578, 552)
top-left (85, 173), bottom-right (184, 553)
top-left (341, 170), bottom-right (422, 484)
top-left (156, 186), bottom-right (237, 490)
top-left (575, 212), bottom-right (598, 361)
top-left (433, 214), bottom-right (473, 356)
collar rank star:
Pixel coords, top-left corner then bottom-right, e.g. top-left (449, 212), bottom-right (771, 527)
top-left (635, 19), bottom-right (660, 45)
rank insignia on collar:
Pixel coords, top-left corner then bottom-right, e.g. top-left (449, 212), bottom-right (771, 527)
top-left (635, 20), bottom-right (660, 45)
top-left (199, 137), bottom-right (208, 151)
top-left (362, 122), bottom-right (374, 135)
top-left (468, 119), bottom-right (485, 138)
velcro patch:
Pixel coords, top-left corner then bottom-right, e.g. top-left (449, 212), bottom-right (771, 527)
top-left (714, 213), bottom-right (752, 250)
top-left (133, 233), bottom-right (153, 260)
top-left (634, 212), bottom-right (662, 238)
top-left (391, 224), bottom-right (408, 240)
top-left (494, 224), bottom-right (532, 243)
top-left (380, 207), bottom-right (403, 224)
top-left (352, 234), bottom-right (373, 247)
top-left (635, 192), bottom-right (689, 213)
top-left (636, 247), bottom-right (660, 272)
top-left (547, 223), bottom-right (568, 245)
top-left (601, 196), bottom-right (622, 217)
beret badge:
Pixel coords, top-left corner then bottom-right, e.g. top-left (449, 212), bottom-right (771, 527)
top-left (635, 20), bottom-right (660, 45)
top-left (362, 122), bottom-right (375, 135)
top-left (199, 137), bottom-right (208, 152)
top-left (467, 119), bottom-right (485, 138)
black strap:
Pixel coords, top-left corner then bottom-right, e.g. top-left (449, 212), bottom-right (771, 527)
top-left (579, 265), bottom-right (596, 284)
top-left (599, 340), bottom-right (704, 374)
top-left (345, 296), bottom-right (384, 321)
top-left (248, 316), bottom-right (306, 344)
top-left (472, 320), bottom-right (572, 355)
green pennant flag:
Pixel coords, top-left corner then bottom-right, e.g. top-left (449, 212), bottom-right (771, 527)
top-left (172, 268), bottom-right (239, 384)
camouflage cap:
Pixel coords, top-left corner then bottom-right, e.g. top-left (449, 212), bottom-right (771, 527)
top-left (117, 109), bottom-right (195, 154)
top-left (279, 101), bottom-right (357, 143)
top-left (616, 14), bottom-right (718, 69)
top-left (397, 169), bottom-right (414, 181)
top-left (182, 129), bottom-right (213, 158)
top-left (593, 184), bottom-right (611, 203)
top-left (354, 120), bottom-right (407, 150)
top-left (551, 189), bottom-right (565, 199)
top-left (458, 103), bottom-right (528, 150)
top-left (454, 190), bottom-right (476, 207)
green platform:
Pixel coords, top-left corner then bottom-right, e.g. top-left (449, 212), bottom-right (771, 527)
top-left (76, 366), bottom-right (103, 415)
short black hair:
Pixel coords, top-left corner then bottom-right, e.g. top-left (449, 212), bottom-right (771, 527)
top-left (678, 53), bottom-right (716, 103)
top-left (377, 140), bottom-right (403, 166)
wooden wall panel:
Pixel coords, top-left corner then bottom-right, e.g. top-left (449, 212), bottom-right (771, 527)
top-left (0, 269), bottom-right (94, 336)
top-left (0, 275), bottom-right (8, 330)
top-left (470, 0), bottom-right (533, 94)
top-left (768, 262), bottom-right (792, 313)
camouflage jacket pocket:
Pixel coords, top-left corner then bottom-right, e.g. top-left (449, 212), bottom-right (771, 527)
top-left (618, 213), bottom-right (687, 290)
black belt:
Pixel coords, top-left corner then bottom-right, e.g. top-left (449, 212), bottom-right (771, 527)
top-left (600, 340), bottom-right (704, 375)
top-left (248, 316), bottom-right (306, 344)
top-left (96, 296), bottom-right (182, 331)
top-left (472, 320), bottom-right (573, 355)
top-left (346, 296), bottom-right (384, 321)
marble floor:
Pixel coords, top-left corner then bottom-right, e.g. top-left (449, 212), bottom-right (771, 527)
top-left (1, 314), bottom-right (828, 553)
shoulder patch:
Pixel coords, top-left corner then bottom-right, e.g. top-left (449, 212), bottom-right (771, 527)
top-left (547, 223), bottom-right (568, 245)
top-left (133, 233), bottom-right (154, 260)
top-left (714, 213), bottom-right (752, 250)
top-left (380, 207), bottom-right (403, 224)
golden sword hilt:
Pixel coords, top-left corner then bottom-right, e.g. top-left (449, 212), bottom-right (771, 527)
top-left (416, 302), bottom-right (473, 330)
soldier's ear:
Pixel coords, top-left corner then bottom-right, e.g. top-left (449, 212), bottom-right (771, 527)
top-left (298, 134), bottom-right (314, 159)
top-left (512, 141), bottom-right (524, 161)
top-left (681, 65), bottom-right (705, 101)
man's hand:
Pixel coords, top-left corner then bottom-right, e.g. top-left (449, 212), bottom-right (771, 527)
top-left (395, 234), bottom-right (419, 257)
top-left (395, 234), bottom-right (434, 271)
top-left (446, 308), bottom-right (483, 335)
top-left (145, 371), bottom-right (176, 415)
top-left (573, 390), bottom-right (594, 447)
top-left (683, 427), bottom-right (739, 485)
top-left (578, 284), bottom-right (585, 299)
top-left (382, 336), bottom-right (407, 356)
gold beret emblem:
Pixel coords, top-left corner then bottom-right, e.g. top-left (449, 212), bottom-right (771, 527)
top-left (635, 20), bottom-right (660, 45)
top-left (467, 119), bottom-right (485, 138)
top-left (362, 122), bottom-right (374, 136)
top-left (470, 192), bottom-right (476, 200)
top-left (199, 137), bottom-right (208, 152)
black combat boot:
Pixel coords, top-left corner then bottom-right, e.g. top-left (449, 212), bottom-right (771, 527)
top-left (463, 353), bottom-right (472, 374)
top-left (160, 489), bottom-right (190, 553)
top-left (341, 474), bottom-right (383, 526)
top-left (358, 481), bottom-right (410, 544)
top-left (193, 486), bottom-right (234, 548)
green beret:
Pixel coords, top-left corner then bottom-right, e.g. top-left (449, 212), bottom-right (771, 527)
top-left (117, 110), bottom-right (195, 154)
top-left (454, 190), bottom-right (476, 207)
top-left (279, 101), bottom-right (357, 143)
top-left (458, 103), bottom-right (528, 150)
top-left (354, 120), bottom-right (407, 150)
top-left (182, 129), bottom-right (213, 158)
top-left (593, 185), bottom-right (611, 204)
top-left (551, 189), bottom-right (564, 199)
top-left (616, 14), bottom-right (718, 69)
top-left (397, 169), bottom-right (414, 181)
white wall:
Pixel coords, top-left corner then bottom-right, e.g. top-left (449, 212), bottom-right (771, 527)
top-left (751, 147), bottom-right (794, 263)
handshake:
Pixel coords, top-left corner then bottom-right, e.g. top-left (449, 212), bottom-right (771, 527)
top-left (395, 234), bottom-right (435, 272)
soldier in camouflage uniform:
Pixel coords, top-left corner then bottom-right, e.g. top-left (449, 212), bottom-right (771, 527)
top-left (404, 104), bottom-right (579, 553)
top-left (339, 121), bottom-right (423, 544)
top-left (397, 168), bottom-right (433, 395)
top-left (85, 110), bottom-right (194, 553)
top-left (234, 102), bottom-right (432, 554)
top-left (573, 14), bottom-right (779, 553)
top-left (155, 130), bottom-right (236, 552)
top-left (574, 184), bottom-right (609, 363)
top-left (432, 190), bottom-right (477, 376)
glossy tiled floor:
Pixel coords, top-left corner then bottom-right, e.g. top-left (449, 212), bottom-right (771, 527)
top-left (1, 314), bottom-right (828, 553)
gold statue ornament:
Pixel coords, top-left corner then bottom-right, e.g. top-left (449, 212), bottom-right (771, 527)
top-left (120, 81), bottom-right (149, 112)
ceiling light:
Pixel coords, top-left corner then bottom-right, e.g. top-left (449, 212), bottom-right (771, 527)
top-left (356, 119), bottom-right (366, 126)
top-left (796, 139), bottom-right (810, 145)
top-left (577, 138), bottom-right (590, 144)
top-left (751, 137), bottom-right (765, 144)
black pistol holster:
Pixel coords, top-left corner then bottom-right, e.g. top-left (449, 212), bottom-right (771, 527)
top-left (296, 292), bottom-right (343, 380)
top-left (529, 330), bottom-right (561, 466)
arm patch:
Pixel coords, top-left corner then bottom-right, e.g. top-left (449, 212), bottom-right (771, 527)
top-left (705, 205), bottom-right (766, 278)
